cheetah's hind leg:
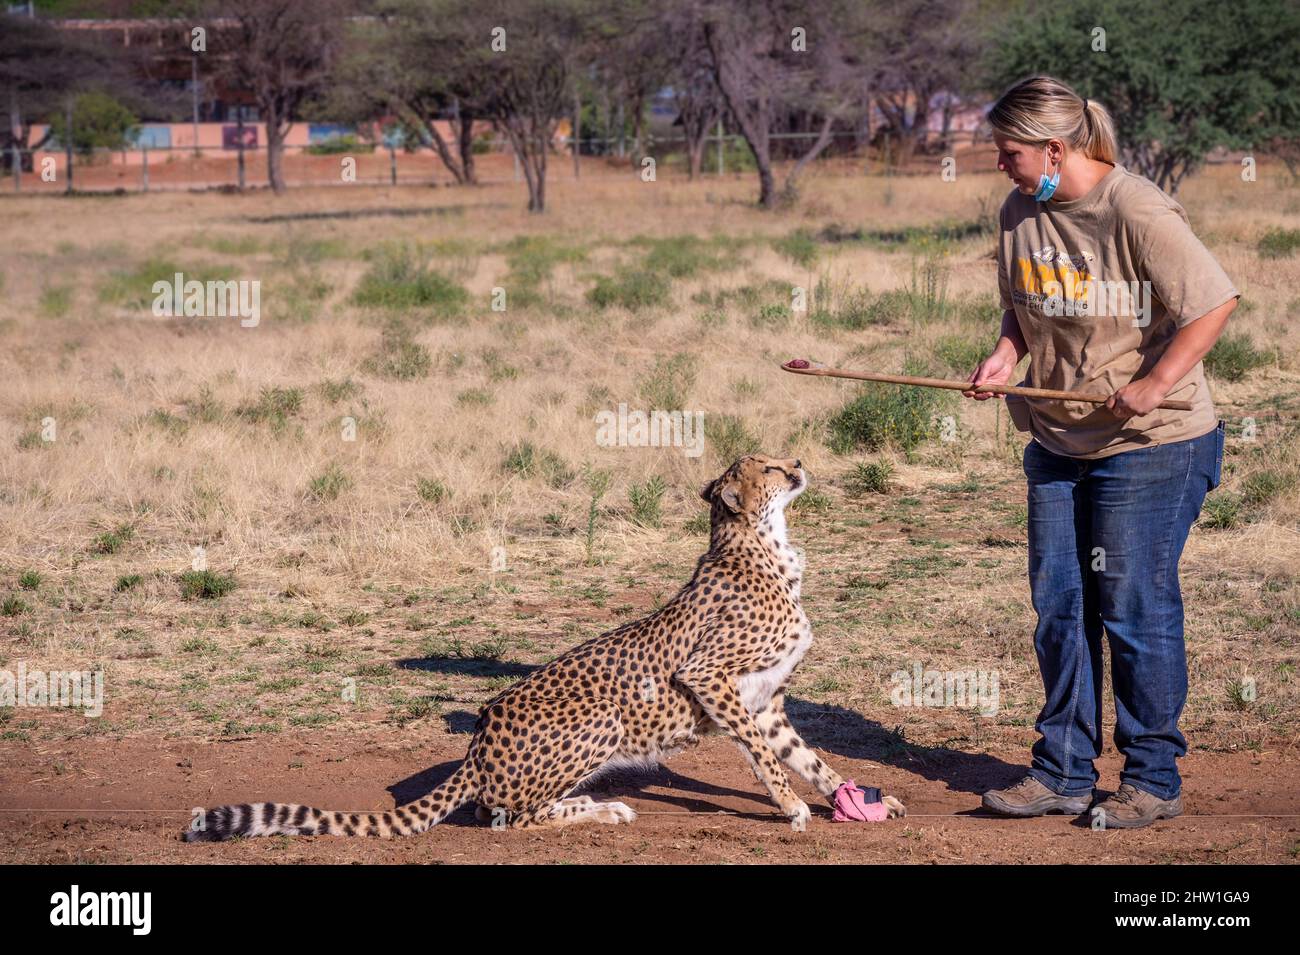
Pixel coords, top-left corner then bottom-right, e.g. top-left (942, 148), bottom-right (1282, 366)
top-left (474, 697), bottom-right (637, 830)
top-left (513, 795), bottom-right (638, 829)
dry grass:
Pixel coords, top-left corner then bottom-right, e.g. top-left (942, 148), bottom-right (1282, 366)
top-left (1, 158), bottom-right (1297, 758)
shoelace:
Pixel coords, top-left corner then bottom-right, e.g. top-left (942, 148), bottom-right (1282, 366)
top-left (1110, 786), bottom-right (1140, 806)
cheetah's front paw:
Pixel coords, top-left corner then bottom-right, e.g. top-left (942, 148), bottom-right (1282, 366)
top-left (787, 799), bottom-right (811, 831)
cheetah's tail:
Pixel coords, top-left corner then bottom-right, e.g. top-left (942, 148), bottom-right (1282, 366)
top-left (182, 762), bottom-right (479, 842)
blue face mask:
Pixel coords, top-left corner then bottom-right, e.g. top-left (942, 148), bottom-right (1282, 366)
top-left (1034, 150), bottom-right (1060, 202)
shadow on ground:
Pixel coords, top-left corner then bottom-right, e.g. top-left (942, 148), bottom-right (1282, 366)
top-left (383, 686), bottom-right (1026, 822)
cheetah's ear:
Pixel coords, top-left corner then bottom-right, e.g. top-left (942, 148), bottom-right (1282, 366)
top-left (700, 477), bottom-right (742, 513)
top-left (716, 481), bottom-right (743, 513)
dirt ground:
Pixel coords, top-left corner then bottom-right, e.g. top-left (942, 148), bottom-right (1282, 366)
top-left (2, 717), bottom-right (1295, 864)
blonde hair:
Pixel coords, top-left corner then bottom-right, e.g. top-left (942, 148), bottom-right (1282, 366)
top-left (988, 75), bottom-right (1117, 163)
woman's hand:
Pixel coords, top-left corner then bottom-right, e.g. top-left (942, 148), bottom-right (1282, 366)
top-left (963, 342), bottom-right (1019, 400)
top-left (1105, 378), bottom-right (1169, 418)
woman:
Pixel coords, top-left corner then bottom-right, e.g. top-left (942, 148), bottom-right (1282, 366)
top-left (965, 76), bottom-right (1237, 829)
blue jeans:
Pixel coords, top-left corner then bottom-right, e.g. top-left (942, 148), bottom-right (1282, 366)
top-left (1023, 422), bottom-right (1224, 801)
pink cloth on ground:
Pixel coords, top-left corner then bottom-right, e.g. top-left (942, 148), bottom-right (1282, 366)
top-left (832, 779), bottom-right (890, 822)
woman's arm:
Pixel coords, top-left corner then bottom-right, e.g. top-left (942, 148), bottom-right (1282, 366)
top-left (1105, 297), bottom-right (1237, 418)
top-left (963, 308), bottom-right (1026, 399)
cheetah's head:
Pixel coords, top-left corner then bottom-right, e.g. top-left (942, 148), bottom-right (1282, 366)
top-left (699, 454), bottom-right (805, 525)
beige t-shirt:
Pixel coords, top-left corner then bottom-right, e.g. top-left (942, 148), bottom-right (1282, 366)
top-left (997, 162), bottom-right (1238, 458)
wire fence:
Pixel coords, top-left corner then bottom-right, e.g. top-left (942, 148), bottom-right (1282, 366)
top-left (2, 128), bottom-right (993, 194)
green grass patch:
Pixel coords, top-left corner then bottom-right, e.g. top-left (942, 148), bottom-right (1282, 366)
top-left (1258, 227), bottom-right (1300, 259)
top-left (1203, 331), bottom-right (1275, 382)
top-left (364, 322), bottom-right (432, 381)
top-left (93, 523), bottom-right (135, 555)
top-left (827, 358), bottom-right (953, 453)
top-left (772, 230), bottom-right (819, 269)
top-left (98, 258), bottom-right (234, 309)
top-left (236, 386), bottom-right (304, 433)
top-left (629, 475), bottom-right (667, 527)
top-left (309, 463), bottom-right (352, 501)
top-left (846, 459), bottom-right (894, 494)
top-left (587, 268), bottom-right (671, 311)
top-left (502, 442), bottom-right (574, 489)
top-left (637, 352), bottom-right (697, 409)
top-left (707, 414), bottom-right (762, 465)
top-left (352, 244), bottom-right (468, 316)
top-left (178, 570), bottom-right (236, 600)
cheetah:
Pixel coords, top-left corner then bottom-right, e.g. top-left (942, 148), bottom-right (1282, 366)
top-left (183, 454), bottom-right (905, 840)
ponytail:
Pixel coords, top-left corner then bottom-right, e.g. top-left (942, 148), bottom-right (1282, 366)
top-left (989, 75), bottom-right (1117, 162)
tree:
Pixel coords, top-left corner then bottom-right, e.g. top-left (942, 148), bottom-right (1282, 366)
top-left (0, 13), bottom-right (132, 173)
top-left (48, 91), bottom-right (138, 158)
top-left (866, 0), bottom-right (978, 163)
top-left (983, 0), bottom-right (1300, 194)
top-left (701, 0), bottom-right (869, 208)
top-left (457, 0), bottom-right (600, 213)
top-left (663, 2), bottom-right (725, 180)
top-left (333, 0), bottom-right (481, 185)
top-left (211, 0), bottom-right (349, 193)
top-left (596, 6), bottom-right (673, 165)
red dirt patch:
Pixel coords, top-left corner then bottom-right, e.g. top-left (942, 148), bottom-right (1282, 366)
top-left (2, 729), bottom-right (1296, 864)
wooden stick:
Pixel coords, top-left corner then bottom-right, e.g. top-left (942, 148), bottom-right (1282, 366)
top-left (780, 360), bottom-right (1194, 412)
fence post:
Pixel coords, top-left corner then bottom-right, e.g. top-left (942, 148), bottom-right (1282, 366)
top-left (64, 99), bottom-right (73, 194)
top-left (236, 111), bottom-right (246, 190)
top-left (572, 87), bottom-right (580, 180)
top-left (716, 119), bottom-right (723, 177)
top-left (389, 144), bottom-right (396, 186)
top-left (10, 143), bottom-right (18, 193)
top-left (142, 145), bottom-right (149, 192)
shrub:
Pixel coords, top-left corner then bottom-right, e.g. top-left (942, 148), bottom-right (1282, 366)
top-left (365, 323), bottom-right (432, 381)
top-left (49, 91), bottom-right (136, 157)
top-left (416, 478), bottom-right (449, 503)
top-left (587, 268), bottom-right (671, 310)
top-left (502, 442), bottom-right (574, 488)
top-left (93, 524), bottom-right (134, 555)
top-left (638, 353), bottom-right (697, 409)
top-left (1203, 331), bottom-right (1274, 382)
top-left (708, 414), bottom-right (762, 465)
top-left (934, 334), bottom-right (997, 377)
top-left (352, 244), bottom-right (468, 316)
top-left (1258, 227), bottom-right (1300, 259)
top-left (629, 475), bottom-right (667, 527)
top-left (309, 463), bottom-right (352, 501)
top-left (847, 459), bottom-right (894, 494)
top-left (827, 359), bottom-right (952, 453)
top-left (179, 570), bottom-right (236, 600)
top-left (236, 386), bottom-right (304, 432)
top-left (772, 230), bottom-right (819, 269)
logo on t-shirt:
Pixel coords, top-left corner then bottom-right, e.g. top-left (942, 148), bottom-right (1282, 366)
top-left (1013, 246), bottom-right (1150, 327)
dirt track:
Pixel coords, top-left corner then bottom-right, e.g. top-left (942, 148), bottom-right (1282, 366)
top-left (3, 715), bottom-right (1296, 864)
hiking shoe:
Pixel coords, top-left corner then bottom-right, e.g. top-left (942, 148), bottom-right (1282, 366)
top-left (1090, 783), bottom-right (1182, 830)
top-left (982, 775), bottom-right (1092, 817)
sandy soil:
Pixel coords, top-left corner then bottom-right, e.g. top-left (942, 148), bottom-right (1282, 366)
top-left (2, 717), bottom-right (1295, 864)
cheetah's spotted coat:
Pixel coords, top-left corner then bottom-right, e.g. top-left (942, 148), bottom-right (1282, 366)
top-left (184, 455), bottom-right (905, 840)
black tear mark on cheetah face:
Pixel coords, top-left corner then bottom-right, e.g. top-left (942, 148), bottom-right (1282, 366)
top-left (700, 454), bottom-right (805, 526)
